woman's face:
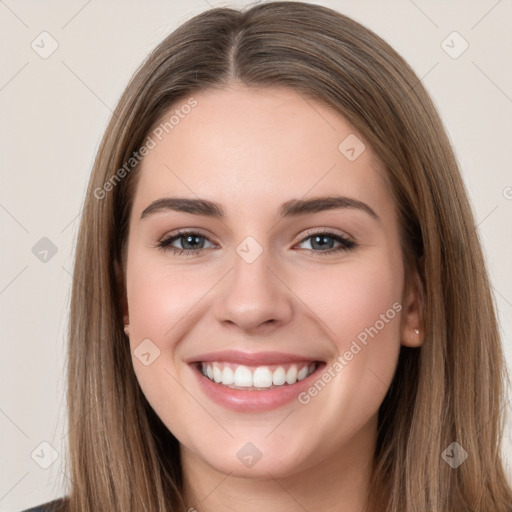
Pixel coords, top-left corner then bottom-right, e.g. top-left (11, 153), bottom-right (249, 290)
top-left (123, 84), bottom-right (421, 480)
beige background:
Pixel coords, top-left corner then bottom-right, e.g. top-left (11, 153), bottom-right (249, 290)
top-left (1, 0), bottom-right (511, 510)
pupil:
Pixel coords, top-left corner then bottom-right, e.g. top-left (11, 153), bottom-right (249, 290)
top-left (312, 235), bottom-right (333, 250)
top-left (183, 235), bottom-right (203, 250)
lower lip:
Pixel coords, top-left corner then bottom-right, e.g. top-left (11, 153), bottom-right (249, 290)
top-left (191, 363), bottom-right (325, 412)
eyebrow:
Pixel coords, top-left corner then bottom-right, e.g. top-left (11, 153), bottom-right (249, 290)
top-left (140, 195), bottom-right (379, 221)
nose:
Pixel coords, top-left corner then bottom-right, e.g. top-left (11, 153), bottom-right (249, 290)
top-left (212, 245), bottom-right (294, 334)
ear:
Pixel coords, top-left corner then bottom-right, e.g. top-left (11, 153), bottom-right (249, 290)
top-left (400, 269), bottom-right (424, 348)
top-left (114, 258), bottom-right (130, 335)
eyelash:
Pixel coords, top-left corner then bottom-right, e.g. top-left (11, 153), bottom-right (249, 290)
top-left (156, 229), bottom-right (355, 256)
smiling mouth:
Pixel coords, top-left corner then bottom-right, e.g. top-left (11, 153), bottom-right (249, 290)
top-left (197, 361), bottom-right (318, 390)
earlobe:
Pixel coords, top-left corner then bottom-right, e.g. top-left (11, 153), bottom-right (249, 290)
top-left (403, 327), bottom-right (422, 347)
top-left (400, 270), bottom-right (424, 348)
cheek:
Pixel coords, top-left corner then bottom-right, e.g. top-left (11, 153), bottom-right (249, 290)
top-left (126, 254), bottom-right (216, 342)
top-left (295, 255), bottom-right (403, 349)
top-left (338, 259), bottom-right (402, 363)
top-left (291, 258), bottom-right (403, 434)
top-left (125, 256), bottom-right (211, 419)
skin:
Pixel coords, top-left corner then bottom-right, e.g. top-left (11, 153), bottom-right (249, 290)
top-left (121, 83), bottom-right (423, 512)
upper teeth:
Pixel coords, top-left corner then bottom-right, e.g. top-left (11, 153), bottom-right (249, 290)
top-left (201, 362), bottom-right (316, 389)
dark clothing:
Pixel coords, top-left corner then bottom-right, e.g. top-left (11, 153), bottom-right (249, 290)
top-left (21, 498), bottom-right (66, 512)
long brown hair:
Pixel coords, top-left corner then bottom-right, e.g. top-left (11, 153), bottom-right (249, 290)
top-left (63, 2), bottom-right (512, 510)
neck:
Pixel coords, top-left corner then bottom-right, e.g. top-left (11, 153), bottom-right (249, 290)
top-left (181, 416), bottom-right (379, 512)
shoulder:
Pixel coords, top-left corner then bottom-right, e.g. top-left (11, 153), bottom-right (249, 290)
top-left (21, 497), bottom-right (67, 512)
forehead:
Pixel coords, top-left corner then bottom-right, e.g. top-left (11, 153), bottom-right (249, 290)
top-left (132, 85), bottom-right (392, 220)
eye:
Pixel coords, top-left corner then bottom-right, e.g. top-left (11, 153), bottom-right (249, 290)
top-left (156, 229), bottom-right (355, 256)
top-left (156, 230), bottom-right (216, 255)
top-left (296, 230), bottom-right (355, 255)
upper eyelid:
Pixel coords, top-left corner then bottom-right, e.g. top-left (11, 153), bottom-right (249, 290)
top-left (299, 227), bottom-right (353, 241)
top-left (160, 228), bottom-right (218, 244)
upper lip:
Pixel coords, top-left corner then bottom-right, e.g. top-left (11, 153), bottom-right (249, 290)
top-left (187, 350), bottom-right (322, 366)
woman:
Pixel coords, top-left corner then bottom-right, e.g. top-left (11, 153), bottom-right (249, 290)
top-left (24, 2), bottom-right (512, 511)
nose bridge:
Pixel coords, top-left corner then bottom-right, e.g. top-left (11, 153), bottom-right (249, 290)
top-left (214, 236), bottom-right (293, 332)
